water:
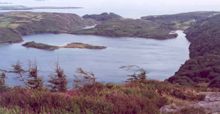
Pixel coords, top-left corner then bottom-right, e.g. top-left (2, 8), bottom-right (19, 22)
top-left (0, 31), bottom-right (189, 86)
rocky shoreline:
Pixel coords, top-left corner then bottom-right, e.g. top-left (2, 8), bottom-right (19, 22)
top-left (22, 41), bottom-right (59, 51)
top-left (160, 92), bottom-right (220, 114)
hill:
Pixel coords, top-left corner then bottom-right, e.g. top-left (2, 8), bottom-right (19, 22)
top-left (168, 14), bottom-right (220, 88)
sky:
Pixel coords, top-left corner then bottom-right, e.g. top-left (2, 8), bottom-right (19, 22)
top-left (1, 0), bottom-right (220, 18)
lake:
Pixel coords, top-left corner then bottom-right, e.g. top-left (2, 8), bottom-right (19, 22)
top-left (0, 31), bottom-right (189, 86)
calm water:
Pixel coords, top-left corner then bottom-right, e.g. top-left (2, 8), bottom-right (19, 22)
top-left (0, 31), bottom-right (189, 86)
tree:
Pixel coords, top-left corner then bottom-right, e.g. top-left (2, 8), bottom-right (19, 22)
top-left (12, 61), bottom-right (25, 77)
top-left (48, 64), bottom-right (67, 92)
top-left (26, 63), bottom-right (43, 90)
top-left (0, 72), bottom-right (7, 92)
top-left (0, 72), bottom-right (5, 85)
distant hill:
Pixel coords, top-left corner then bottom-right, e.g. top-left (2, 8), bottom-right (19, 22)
top-left (82, 12), bottom-right (122, 22)
top-left (141, 11), bottom-right (219, 30)
top-left (0, 12), bottom-right (95, 43)
top-left (76, 11), bottom-right (218, 39)
top-left (74, 18), bottom-right (178, 39)
top-left (0, 11), bottom-right (218, 43)
top-left (168, 14), bottom-right (220, 88)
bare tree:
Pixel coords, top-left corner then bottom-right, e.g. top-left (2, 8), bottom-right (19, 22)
top-left (73, 68), bottom-right (96, 88)
top-left (120, 65), bottom-right (147, 82)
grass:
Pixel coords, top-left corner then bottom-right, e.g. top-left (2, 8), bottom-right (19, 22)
top-left (0, 22), bottom-right (11, 28)
top-left (0, 80), bottom-right (204, 114)
top-left (0, 107), bottom-right (21, 114)
top-left (0, 12), bottom-right (44, 29)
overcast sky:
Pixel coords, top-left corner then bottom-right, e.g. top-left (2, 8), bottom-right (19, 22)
top-left (2, 0), bottom-right (220, 17)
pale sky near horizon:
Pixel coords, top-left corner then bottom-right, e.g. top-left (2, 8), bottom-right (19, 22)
top-left (4, 0), bottom-right (219, 7)
top-left (1, 0), bottom-right (220, 17)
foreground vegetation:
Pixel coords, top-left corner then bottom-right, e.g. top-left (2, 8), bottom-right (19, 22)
top-left (0, 81), bottom-right (205, 114)
top-left (0, 63), bottom-right (206, 114)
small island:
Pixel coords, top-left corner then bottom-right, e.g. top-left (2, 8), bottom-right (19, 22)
top-left (62, 42), bottom-right (106, 49)
top-left (22, 41), bottom-right (59, 51)
top-left (22, 41), bottom-right (106, 51)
